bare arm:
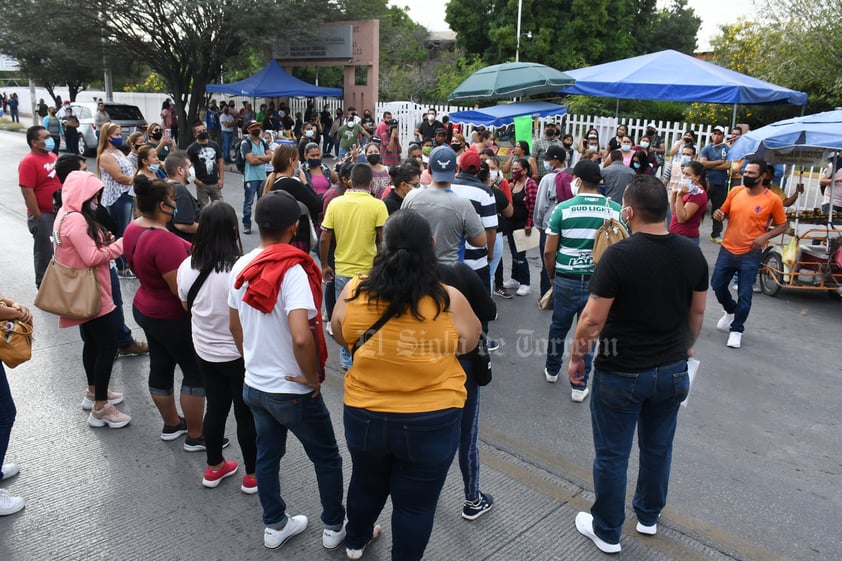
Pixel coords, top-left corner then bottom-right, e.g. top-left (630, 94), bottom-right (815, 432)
top-left (467, 230), bottom-right (487, 248)
top-left (330, 280), bottom-right (351, 346)
top-left (751, 221), bottom-right (788, 251)
top-left (485, 227), bottom-right (496, 264)
top-left (173, 222), bottom-right (198, 235)
top-left (319, 229), bottom-right (334, 282)
top-left (286, 308), bottom-right (321, 396)
top-left (568, 295), bottom-right (614, 385)
top-left (20, 187), bottom-right (41, 219)
top-left (543, 233), bottom-right (560, 280)
top-left (446, 286), bottom-right (481, 354)
top-left (162, 269), bottom-right (180, 297)
top-left (229, 307), bottom-right (244, 356)
top-left (687, 290), bottom-right (706, 354)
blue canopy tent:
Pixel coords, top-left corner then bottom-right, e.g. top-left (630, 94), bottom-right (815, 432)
top-left (448, 101), bottom-right (567, 128)
top-left (559, 50), bottom-right (807, 126)
top-left (206, 60), bottom-right (342, 97)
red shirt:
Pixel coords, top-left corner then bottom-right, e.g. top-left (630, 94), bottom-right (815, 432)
top-left (124, 223), bottom-right (192, 319)
top-left (669, 191), bottom-right (708, 238)
top-left (18, 151), bottom-right (61, 214)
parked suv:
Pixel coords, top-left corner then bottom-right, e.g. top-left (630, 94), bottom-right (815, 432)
top-left (69, 102), bottom-right (147, 156)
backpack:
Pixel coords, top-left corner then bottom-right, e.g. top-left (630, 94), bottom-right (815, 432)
top-left (554, 170), bottom-right (575, 203)
top-left (236, 138), bottom-right (269, 173)
top-left (592, 198), bottom-right (629, 265)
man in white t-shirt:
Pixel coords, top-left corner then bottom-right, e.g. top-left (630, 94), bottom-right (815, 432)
top-left (228, 190), bottom-right (346, 552)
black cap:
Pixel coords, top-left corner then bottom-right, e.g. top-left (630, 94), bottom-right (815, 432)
top-left (255, 191), bottom-right (303, 230)
top-left (573, 160), bottom-right (602, 185)
top-left (544, 145), bottom-right (566, 163)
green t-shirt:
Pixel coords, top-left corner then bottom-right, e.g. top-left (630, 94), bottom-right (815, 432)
top-left (546, 193), bottom-right (621, 275)
top-left (337, 123), bottom-right (364, 150)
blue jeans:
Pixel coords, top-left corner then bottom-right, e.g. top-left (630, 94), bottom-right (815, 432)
top-left (109, 266), bottom-right (134, 348)
top-left (0, 363), bottom-right (15, 475)
top-left (506, 231), bottom-right (530, 285)
top-left (243, 385), bottom-right (345, 529)
top-left (545, 275), bottom-right (593, 388)
top-left (488, 232), bottom-right (503, 294)
top-left (344, 405), bottom-right (461, 560)
top-left (589, 360), bottom-right (690, 544)
top-left (242, 180), bottom-right (262, 229)
top-left (221, 131), bottom-right (234, 162)
top-left (107, 192), bottom-right (134, 271)
top-left (334, 275), bottom-right (353, 370)
top-left (710, 247), bottom-right (762, 333)
top-left (458, 357), bottom-right (481, 501)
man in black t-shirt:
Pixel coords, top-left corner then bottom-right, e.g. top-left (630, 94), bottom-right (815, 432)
top-left (567, 175), bottom-right (708, 555)
top-left (186, 121), bottom-right (224, 208)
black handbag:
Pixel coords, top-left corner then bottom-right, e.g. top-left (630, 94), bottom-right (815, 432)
top-left (471, 333), bottom-right (492, 386)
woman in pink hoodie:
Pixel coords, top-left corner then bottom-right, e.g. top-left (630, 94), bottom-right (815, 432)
top-left (54, 171), bottom-right (130, 429)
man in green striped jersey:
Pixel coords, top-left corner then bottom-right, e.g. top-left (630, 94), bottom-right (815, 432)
top-left (542, 160), bottom-right (622, 402)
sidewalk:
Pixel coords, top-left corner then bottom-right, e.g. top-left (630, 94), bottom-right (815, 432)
top-left (0, 198), bottom-right (755, 561)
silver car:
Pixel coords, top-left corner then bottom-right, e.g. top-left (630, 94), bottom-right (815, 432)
top-left (70, 102), bottom-right (148, 156)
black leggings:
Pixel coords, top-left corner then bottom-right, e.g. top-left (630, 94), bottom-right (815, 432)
top-left (133, 306), bottom-right (204, 396)
top-left (80, 310), bottom-right (119, 401)
top-left (197, 356), bottom-right (257, 471)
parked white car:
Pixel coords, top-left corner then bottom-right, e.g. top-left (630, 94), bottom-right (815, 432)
top-left (69, 102), bottom-right (147, 156)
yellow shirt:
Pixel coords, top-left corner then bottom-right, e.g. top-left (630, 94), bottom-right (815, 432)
top-left (321, 191), bottom-right (389, 277)
top-left (342, 277), bottom-right (467, 413)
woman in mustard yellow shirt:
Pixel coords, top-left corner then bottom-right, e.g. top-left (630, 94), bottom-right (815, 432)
top-left (331, 209), bottom-right (480, 560)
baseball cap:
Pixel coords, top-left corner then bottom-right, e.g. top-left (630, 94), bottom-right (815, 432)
top-left (429, 145), bottom-right (457, 183)
top-left (246, 119), bottom-right (261, 130)
top-left (544, 145), bottom-right (566, 162)
top-left (712, 125), bottom-right (725, 134)
top-left (434, 127), bottom-right (446, 135)
top-left (254, 190), bottom-right (302, 231)
top-left (458, 150), bottom-right (481, 173)
top-left (572, 160), bottom-right (602, 185)
top-left (646, 122), bottom-right (657, 129)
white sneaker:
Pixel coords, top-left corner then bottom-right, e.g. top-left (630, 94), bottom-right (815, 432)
top-left (502, 279), bottom-right (520, 289)
top-left (575, 511), bottom-right (621, 553)
top-left (346, 524), bottom-right (381, 559)
top-left (264, 514), bottom-right (308, 549)
top-left (544, 368), bottom-right (558, 383)
top-left (87, 403), bottom-right (131, 429)
top-left (571, 387), bottom-right (590, 402)
top-left (0, 489), bottom-right (25, 516)
top-left (636, 521), bottom-right (657, 535)
top-left (727, 331), bottom-right (742, 348)
top-left (716, 311), bottom-right (735, 331)
top-left (1, 463), bottom-right (19, 481)
top-left (322, 521), bottom-right (347, 549)
top-left (515, 284), bottom-right (531, 296)
top-left (81, 389), bottom-right (124, 410)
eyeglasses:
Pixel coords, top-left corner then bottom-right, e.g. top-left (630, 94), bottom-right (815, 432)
top-left (405, 181), bottom-right (420, 188)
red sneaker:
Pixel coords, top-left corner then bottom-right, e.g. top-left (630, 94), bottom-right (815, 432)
top-left (202, 460), bottom-right (239, 488)
top-left (241, 474), bottom-right (258, 495)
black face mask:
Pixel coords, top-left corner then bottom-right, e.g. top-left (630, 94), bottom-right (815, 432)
top-left (197, 132), bottom-right (209, 140)
top-left (366, 154), bottom-right (381, 165)
top-left (762, 177), bottom-right (772, 186)
top-left (150, 131), bottom-right (163, 141)
top-left (743, 176), bottom-right (758, 188)
top-left (250, 129), bottom-right (260, 137)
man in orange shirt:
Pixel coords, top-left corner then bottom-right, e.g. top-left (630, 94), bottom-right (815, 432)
top-left (711, 160), bottom-right (787, 348)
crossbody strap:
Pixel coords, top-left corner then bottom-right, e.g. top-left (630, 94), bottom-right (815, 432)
top-left (351, 303), bottom-right (400, 358)
top-left (186, 267), bottom-right (213, 311)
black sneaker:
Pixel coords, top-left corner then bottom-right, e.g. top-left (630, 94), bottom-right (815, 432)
top-left (184, 435), bottom-right (229, 452)
top-left (243, 225), bottom-right (252, 235)
top-left (161, 417), bottom-right (187, 441)
top-left (462, 492), bottom-right (494, 520)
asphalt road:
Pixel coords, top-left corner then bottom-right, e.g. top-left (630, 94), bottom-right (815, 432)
top-left (0, 129), bottom-right (838, 561)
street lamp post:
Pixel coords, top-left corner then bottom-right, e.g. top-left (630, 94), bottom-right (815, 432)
top-left (516, 0), bottom-right (523, 62)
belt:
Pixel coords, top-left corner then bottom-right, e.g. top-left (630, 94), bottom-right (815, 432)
top-left (557, 272), bottom-right (591, 281)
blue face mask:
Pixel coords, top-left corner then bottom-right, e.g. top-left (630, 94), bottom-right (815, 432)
top-left (633, 162), bottom-right (641, 169)
top-left (148, 164), bottom-right (160, 172)
top-left (43, 137), bottom-right (55, 152)
top-left (621, 144), bottom-right (632, 152)
top-left (681, 155), bottom-right (692, 165)
top-left (543, 161), bottom-right (552, 171)
top-left (110, 136), bottom-right (124, 148)
top-left (640, 142), bottom-right (650, 149)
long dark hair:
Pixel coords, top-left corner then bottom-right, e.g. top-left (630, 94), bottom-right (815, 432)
top-left (348, 209), bottom-right (449, 320)
top-left (80, 190), bottom-right (108, 248)
top-left (191, 201), bottom-right (242, 273)
top-left (631, 150), bottom-right (652, 174)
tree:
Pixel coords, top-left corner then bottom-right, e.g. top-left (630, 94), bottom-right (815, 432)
top-left (643, 0), bottom-right (701, 55)
top-left (0, 0), bottom-right (106, 103)
top-left (74, 0), bottom-right (327, 148)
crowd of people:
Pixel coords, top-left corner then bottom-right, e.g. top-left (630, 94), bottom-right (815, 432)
top-left (3, 100), bottom-right (818, 557)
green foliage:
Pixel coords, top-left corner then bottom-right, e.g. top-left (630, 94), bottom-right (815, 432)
top-left (123, 73), bottom-right (168, 93)
top-left (644, 0), bottom-right (700, 54)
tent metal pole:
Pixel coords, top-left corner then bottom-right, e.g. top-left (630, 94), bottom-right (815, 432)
top-left (515, 0), bottom-right (523, 62)
top-left (731, 104), bottom-right (737, 130)
top-left (615, 98), bottom-right (619, 119)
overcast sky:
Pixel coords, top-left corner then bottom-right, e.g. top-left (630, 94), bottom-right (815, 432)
top-left (388, 0), bottom-right (755, 52)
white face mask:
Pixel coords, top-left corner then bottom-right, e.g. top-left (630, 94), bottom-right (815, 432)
top-left (427, 114), bottom-right (435, 122)
top-left (572, 178), bottom-right (581, 195)
top-left (186, 166), bottom-right (196, 183)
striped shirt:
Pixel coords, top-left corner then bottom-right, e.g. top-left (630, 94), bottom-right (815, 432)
top-left (451, 174), bottom-right (498, 271)
top-left (546, 194), bottom-right (621, 275)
